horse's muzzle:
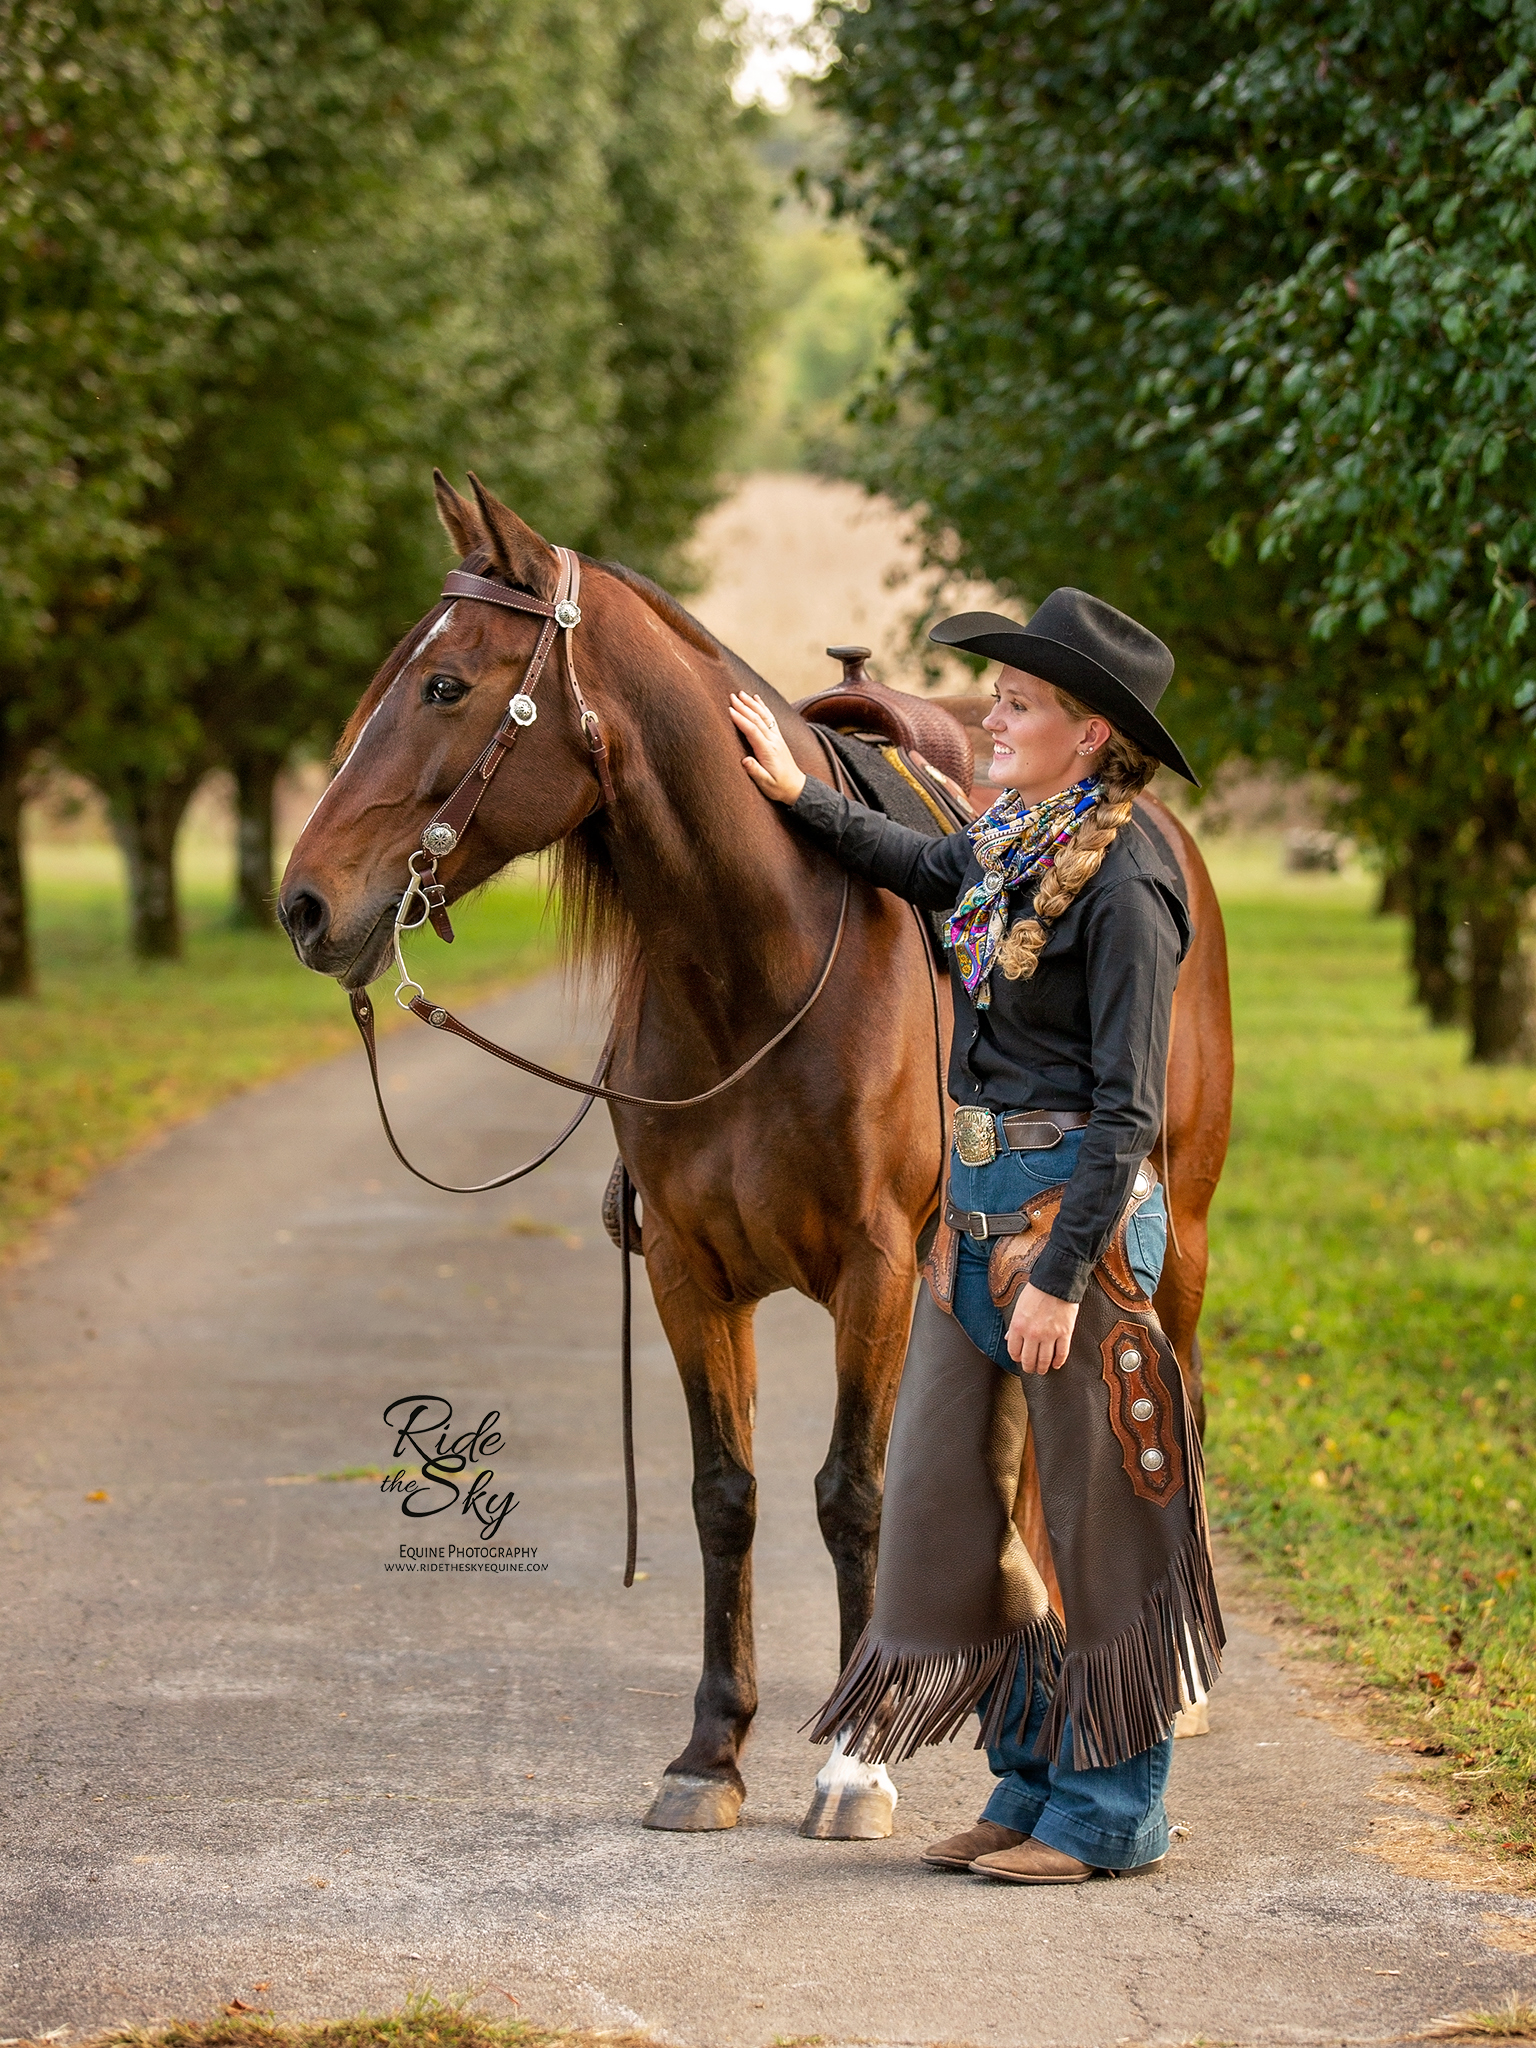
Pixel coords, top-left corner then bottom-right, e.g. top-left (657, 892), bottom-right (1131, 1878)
top-left (278, 881), bottom-right (395, 987)
top-left (279, 885), bottom-right (330, 959)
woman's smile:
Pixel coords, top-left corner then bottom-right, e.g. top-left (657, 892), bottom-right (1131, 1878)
top-left (982, 667), bottom-right (1109, 804)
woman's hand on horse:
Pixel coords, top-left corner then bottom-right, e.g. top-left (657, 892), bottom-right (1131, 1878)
top-left (1005, 1283), bottom-right (1079, 1374)
top-left (729, 692), bottom-right (807, 805)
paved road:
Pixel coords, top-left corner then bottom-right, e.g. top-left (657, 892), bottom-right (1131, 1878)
top-left (3, 974), bottom-right (1532, 2044)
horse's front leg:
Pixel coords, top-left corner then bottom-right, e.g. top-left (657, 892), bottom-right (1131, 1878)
top-left (800, 1237), bottom-right (913, 1841)
top-left (642, 1237), bottom-right (760, 1832)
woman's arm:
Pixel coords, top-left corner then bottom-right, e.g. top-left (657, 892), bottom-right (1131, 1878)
top-left (1029, 873), bottom-right (1181, 1304)
top-left (730, 690), bottom-right (971, 911)
top-left (1003, 873), bottom-right (1180, 1373)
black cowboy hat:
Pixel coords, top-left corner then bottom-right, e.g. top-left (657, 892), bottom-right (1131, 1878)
top-left (930, 588), bottom-right (1198, 785)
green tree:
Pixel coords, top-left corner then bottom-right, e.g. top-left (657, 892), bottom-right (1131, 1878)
top-left (1149, 0), bottom-right (1536, 1059)
top-left (820, 0), bottom-right (1536, 1059)
top-left (596, 0), bottom-right (765, 584)
top-left (0, 0), bottom-right (225, 989)
top-left (48, 0), bottom-right (481, 953)
top-left (5, 0), bottom-right (764, 967)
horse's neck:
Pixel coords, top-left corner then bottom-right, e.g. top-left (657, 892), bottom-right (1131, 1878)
top-left (602, 644), bottom-right (833, 1052)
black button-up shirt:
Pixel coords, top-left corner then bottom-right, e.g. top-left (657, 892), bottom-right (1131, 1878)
top-left (790, 776), bottom-right (1191, 1303)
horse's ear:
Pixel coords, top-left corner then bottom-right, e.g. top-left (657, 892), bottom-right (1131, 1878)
top-left (466, 472), bottom-right (560, 597)
top-left (433, 469), bottom-right (483, 558)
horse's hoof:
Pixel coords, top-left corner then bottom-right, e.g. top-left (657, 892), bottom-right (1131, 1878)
top-left (798, 1781), bottom-right (895, 1840)
top-left (642, 1772), bottom-right (744, 1831)
top-left (1174, 1700), bottom-right (1211, 1738)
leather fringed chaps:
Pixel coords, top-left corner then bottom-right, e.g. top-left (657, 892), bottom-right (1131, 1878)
top-left (808, 1213), bottom-right (1223, 1773)
top-left (806, 1289), bottom-right (1066, 1763)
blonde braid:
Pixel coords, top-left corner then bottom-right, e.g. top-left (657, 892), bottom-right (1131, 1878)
top-left (994, 699), bottom-right (1161, 983)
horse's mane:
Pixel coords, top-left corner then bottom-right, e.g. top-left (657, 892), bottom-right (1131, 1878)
top-left (554, 558), bottom-right (773, 988)
top-left (600, 558), bottom-right (769, 692)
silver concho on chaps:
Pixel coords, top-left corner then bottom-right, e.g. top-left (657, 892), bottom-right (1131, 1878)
top-left (808, 1169), bottom-right (1224, 1771)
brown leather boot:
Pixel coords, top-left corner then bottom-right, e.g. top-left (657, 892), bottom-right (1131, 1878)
top-left (921, 1819), bottom-right (1026, 1870)
top-left (972, 1838), bottom-right (1168, 1884)
top-left (971, 1838), bottom-right (1097, 1883)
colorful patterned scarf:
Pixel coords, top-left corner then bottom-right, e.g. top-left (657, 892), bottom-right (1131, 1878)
top-left (943, 777), bottom-right (1102, 1006)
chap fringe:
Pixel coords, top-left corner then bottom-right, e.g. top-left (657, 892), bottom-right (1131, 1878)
top-left (804, 1609), bottom-right (1066, 1765)
top-left (1035, 1520), bottom-right (1224, 1769)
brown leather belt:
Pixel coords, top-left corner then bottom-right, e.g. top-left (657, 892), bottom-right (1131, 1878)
top-left (944, 1195), bottom-right (1038, 1242)
top-left (952, 1104), bottom-right (1090, 1166)
top-left (946, 1158), bottom-right (1156, 1243)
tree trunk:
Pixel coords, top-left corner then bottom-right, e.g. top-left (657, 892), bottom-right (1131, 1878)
top-left (1376, 863), bottom-right (1411, 918)
top-left (1392, 828), bottom-right (1460, 1025)
top-left (0, 728), bottom-right (33, 998)
top-left (1467, 889), bottom-right (1533, 1063)
top-left (1410, 872), bottom-right (1459, 1027)
top-left (108, 767), bottom-right (203, 961)
top-left (231, 749), bottom-right (282, 928)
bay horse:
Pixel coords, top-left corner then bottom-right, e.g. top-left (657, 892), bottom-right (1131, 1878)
top-left (278, 472), bottom-right (1232, 1836)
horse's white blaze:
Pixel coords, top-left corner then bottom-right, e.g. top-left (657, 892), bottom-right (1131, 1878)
top-left (814, 1728), bottom-right (897, 1807)
top-left (299, 604), bottom-right (461, 833)
top-left (407, 600), bottom-right (457, 665)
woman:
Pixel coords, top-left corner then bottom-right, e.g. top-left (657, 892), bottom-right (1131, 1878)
top-left (728, 588), bottom-right (1222, 1885)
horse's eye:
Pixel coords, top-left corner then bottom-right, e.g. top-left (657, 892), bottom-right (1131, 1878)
top-left (423, 674), bottom-right (469, 706)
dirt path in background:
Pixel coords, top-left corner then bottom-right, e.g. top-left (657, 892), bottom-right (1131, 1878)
top-left (3, 974), bottom-right (1533, 2044)
top-left (688, 470), bottom-right (995, 699)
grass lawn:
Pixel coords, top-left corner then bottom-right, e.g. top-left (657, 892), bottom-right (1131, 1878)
top-left (1200, 843), bottom-right (1536, 1854)
top-left (0, 839), bottom-right (560, 1264)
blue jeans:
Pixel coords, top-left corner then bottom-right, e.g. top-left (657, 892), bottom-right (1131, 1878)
top-left (948, 1122), bottom-right (1174, 1868)
top-left (980, 1666), bottom-right (1173, 1870)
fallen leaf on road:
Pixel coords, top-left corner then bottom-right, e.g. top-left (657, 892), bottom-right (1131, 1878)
top-left (309, 1877), bottom-right (329, 1889)
top-left (84, 1491), bottom-right (108, 1503)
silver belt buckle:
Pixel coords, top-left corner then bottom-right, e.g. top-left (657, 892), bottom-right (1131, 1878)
top-left (953, 1107), bottom-right (998, 1167)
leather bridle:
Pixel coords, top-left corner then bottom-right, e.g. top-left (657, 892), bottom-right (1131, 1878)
top-left (346, 545), bottom-right (851, 1189)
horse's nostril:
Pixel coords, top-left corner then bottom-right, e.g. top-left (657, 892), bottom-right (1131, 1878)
top-left (283, 888), bottom-right (330, 949)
